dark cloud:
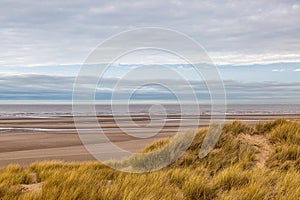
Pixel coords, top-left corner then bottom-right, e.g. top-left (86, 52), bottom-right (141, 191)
top-left (0, 73), bottom-right (299, 103)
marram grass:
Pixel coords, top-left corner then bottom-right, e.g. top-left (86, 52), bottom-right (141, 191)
top-left (1, 119), bottom-right (300, 199)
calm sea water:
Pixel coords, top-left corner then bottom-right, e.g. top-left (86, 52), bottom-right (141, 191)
top-left (0, 104), bottom-right (299, 118)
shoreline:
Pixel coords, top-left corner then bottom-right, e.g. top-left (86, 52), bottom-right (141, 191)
top-left (0, 114), bottom-right (299, 167)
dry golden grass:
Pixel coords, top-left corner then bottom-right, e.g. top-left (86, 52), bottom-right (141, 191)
top-left (1, 119), bottom-right (300, 199)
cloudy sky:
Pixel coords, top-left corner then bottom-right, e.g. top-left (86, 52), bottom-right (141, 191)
top-left (0, 0), bottom-right (299, 103)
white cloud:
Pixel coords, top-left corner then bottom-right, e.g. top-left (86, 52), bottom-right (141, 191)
top-left (0, 0), bottom-right (300, 66)
top-left (272, 69), bottom-right (286, 72)
top-left (293, 69), bottom-right (300, 72)
top-left (211, 53), bottom-right (300, 65)
top-left (89, 6), bottom-right (117, 15)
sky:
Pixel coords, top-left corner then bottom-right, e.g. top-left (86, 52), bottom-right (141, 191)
top-left (0, 0), bottom-right (299, 103)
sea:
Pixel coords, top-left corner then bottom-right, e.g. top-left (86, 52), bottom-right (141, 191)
top-left (0, 104), bottom-right (299, 119)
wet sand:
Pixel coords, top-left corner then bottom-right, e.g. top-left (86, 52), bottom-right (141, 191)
top-left (1, 114), bottom-right (299, 166)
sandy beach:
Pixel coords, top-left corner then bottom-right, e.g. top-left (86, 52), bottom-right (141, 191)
top-left (1, 114), bottom-right (300, 166)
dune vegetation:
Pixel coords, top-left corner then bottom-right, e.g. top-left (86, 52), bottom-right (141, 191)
top-left (0, 119), bottom-right (300, 200)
